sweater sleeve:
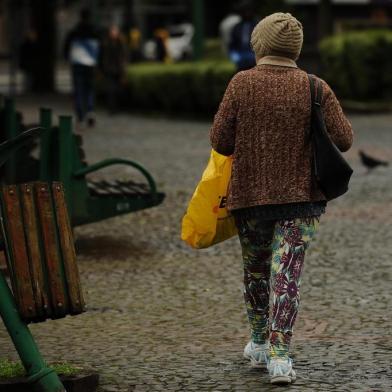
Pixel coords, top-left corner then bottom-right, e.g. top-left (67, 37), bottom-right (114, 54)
top-left (209, 73), bottom-right (240, 156)
top-left (320, 79), bottom-right (354, 152)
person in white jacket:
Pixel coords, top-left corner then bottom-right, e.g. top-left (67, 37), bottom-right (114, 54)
top-left (64, 8), bottom-right (100, 128)
top-left (219, 14), bottom-right (241, 54)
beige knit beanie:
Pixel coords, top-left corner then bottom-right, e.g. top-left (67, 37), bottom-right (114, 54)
top-left (251, 13), bottom-right (303, 60)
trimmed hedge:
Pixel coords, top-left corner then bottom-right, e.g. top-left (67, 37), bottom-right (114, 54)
top-left (125, 61), bottom-right (236, 116)
top-left (319, 30), bottom-right (392, 101)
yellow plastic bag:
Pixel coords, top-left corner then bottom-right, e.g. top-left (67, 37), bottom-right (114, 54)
top-left (181, 149), bottom-right (238, 249)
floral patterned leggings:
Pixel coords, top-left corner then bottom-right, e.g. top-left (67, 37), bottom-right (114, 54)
top-left (236, 216), bottom-right (319, 359)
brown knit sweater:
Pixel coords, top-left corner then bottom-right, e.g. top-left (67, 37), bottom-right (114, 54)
top-left (210, 63), bottom-right (353, 211)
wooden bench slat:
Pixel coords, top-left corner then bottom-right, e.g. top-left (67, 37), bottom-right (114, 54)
top-left (99, 180), bottom-right (123, 195)
top-left (88, 179), bottom-right (151, 198)
top-left (20, 183), bottom-right (51, 320)
top-left (52, 182), bottom-right (85, 314)
top-left (34, 182), bottom-right (68, 319)
top-left (116, 181), bottom-right (148, 194)
top-left (1, 185), bottom-right (36, 319)
top-left (87, 181), bottom-right (112, 195)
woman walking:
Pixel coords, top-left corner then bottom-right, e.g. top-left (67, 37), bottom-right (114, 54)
top-left (100, 25), bottom-right (128, 114)
top-left (210, 13), bottom-right (353, 384)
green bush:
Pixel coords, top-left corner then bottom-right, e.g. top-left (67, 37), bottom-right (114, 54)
top-left (319, 30), bottom-right (392, 101)
top-left (125, 61), bottom-right (236, 116)
top-left (204, 39), bottom-right (226, 60)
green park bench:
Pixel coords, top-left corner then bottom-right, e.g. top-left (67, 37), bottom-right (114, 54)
top-left (0, 128), bottom-right (86, 392)
top-left (1, 97), bottom-right (165, 227)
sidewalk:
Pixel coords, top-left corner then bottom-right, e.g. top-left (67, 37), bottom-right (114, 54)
top-left (0, 98), bottom-right (391, 391)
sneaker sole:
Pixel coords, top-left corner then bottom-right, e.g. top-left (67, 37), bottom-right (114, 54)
top-left (243, 353), bottom-right (266, 369)
top-left (270, 375), bottom-right (295, 384)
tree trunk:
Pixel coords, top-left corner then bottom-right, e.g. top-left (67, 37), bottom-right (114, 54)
top-left (192, 0), bottom-right (205, 60)
top-left (318, 0), bottom-right (333, 40)
top-left (31, 0), bottom-right (57, 92)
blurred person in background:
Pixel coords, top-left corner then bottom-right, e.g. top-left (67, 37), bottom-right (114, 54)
top-left (229, 0), bottom-right (257, 71)
top-left (219, 13), bottom-right (241, 55)
top-left (154, 28), bottom-right (170, 62)
top-left (19, 29), bottom-right (40, 92)
top-left (100, 24), bottom-right (128, 114)
top-left (64, 8), bottom-right (100, 129)
top-left (128, 27), bottom-right (143, 63)
top-left (210, 12), bottom-right (353, 385)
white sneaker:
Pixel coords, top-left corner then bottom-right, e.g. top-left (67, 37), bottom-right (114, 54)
top-left (243, 341), bottom-right (269, 368)
top-left (267, 357), bottom-right (296, 384)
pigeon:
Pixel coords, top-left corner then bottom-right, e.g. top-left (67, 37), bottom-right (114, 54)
top-left (359, 150), bottom-right (389, 171)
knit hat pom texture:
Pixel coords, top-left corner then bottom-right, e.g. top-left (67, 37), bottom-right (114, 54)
top-left (251, 13), bottom-right (303, 60)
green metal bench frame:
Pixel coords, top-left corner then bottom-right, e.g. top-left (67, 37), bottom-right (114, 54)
top-left (1, 98), bottom-right (165, 227)
top-left (39, 110), bottom-right (165, 226)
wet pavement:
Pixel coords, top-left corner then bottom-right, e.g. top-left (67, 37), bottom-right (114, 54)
top-left (0, 96), bottom-right (391, 391)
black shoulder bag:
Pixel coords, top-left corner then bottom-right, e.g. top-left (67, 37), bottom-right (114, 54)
top-left (308, 74), bottom-right (353, 201)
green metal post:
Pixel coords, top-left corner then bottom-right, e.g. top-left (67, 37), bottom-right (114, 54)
top-left (58, 116), bottom-right (73, 215)
top-left (192, 0), bottom-right (204, 60)
top-left (40, 108), bottom-right (53, 181)
top-left (4, 98), bottom-right (17, 183)
top-left (0, 272), bottom-right (65, 391)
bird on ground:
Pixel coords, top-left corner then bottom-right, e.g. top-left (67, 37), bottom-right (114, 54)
top-left (359, 150), bottom-right (389, 171)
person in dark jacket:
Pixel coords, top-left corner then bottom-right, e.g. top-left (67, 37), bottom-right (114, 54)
top-left (228, 1), bottom-right (257, 71)
top-left (100, 25), bottom-right (128, 114)
top-left (19, 29), bottom-right (40, 92)
top-left (210, 13), bottom-right (353, 385)
top-left (64, 8), bottom-right (100, 128)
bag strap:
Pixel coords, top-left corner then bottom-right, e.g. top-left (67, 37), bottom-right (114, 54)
top-left (307, 74), bottom-right (324, 141)
top-left (308, 74), bottom-right (323, 106)
top-left (308, 74), bottom-right (316, 107)
top-left (307, 74), bottom-right (320, 176)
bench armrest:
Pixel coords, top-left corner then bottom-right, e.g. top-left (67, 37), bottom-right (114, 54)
top-left (0, 127), bottom-right (43, 169)
top-left (73, 158), bottom-right (158, 195)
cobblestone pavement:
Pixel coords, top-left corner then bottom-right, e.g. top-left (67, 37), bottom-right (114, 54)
top-left (0, 96), bottom-right (392, 391)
